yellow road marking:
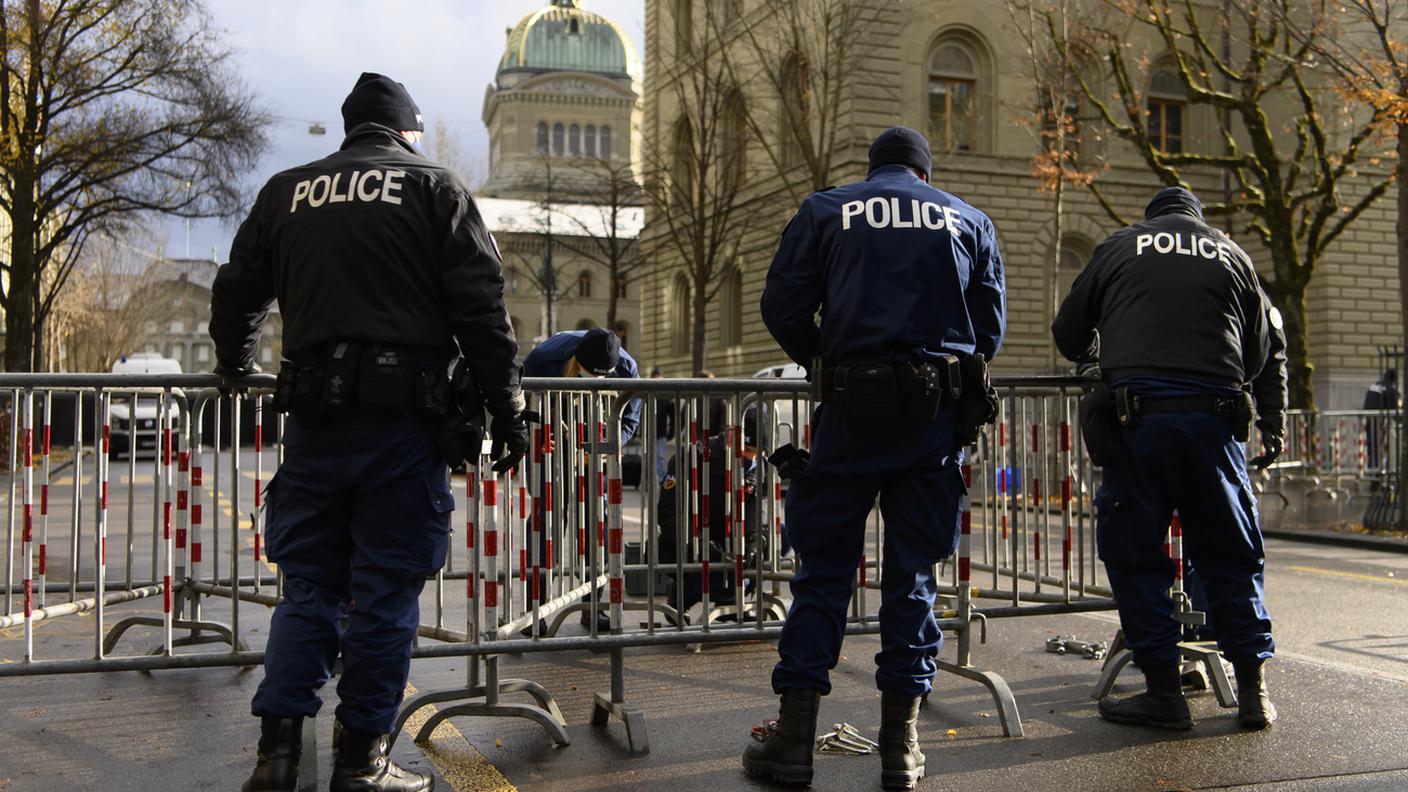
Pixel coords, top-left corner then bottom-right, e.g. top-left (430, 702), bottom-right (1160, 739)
top-left (401, 682), bottom-right (517, 792)
top-left (1287, 565), bottom-right (1407, 586)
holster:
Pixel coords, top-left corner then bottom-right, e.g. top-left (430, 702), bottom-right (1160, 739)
top-left (954, 354), bottom-right (998, 446)
top-left (435, 359), bottom-right (487, 468)
top-left (1231, 390), bottom-right (1255, 442)
top-left (1079, 382), bottom-right (1121, 467)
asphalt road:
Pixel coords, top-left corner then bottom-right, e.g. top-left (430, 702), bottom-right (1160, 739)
top-left (0, 451), bottom-right (1405, 791)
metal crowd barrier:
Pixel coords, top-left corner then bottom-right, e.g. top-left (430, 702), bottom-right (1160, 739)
top-left (1264, 409), bottom-right (1403, 531)
top-left (0, 373), bottom-right (1128, 754)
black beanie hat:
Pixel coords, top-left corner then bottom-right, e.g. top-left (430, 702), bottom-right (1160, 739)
top-left (1144, 186), bottom-right (1204, 221)
top-left (868, 126), bottom-right (932, 178)
top-left (341, 72), bottom-right (424, 134)
top-left (575, 328), bottom-right (622, 376)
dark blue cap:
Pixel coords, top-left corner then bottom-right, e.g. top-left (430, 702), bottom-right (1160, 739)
top-left (868, 126), bottom-right (932, 178)
top-left (1145, 186), bottom-right (1203, 220)
top-left (575, 328), bottom-right (621, 376)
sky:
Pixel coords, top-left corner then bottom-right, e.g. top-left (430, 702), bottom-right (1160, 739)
top-left (164, 0), bottom-right (645, 261)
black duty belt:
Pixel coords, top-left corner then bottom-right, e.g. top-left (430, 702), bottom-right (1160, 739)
top-left (1128, 395), bottom-right (1239, 415)
top-left (811, 357), bottom-right (962, 425)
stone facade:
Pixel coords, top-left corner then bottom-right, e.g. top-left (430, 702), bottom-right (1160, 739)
top-left (639, 0), bottom-right (1404, 407)
top-left (135, 258), bottom-right (282, 374)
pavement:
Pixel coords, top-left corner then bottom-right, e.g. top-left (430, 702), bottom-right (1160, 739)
top-left (1, 454), bottom-right (1407, 791)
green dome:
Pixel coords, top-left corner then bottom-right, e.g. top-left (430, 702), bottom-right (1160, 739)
top-left (498, 0), bottom-right (635, 80)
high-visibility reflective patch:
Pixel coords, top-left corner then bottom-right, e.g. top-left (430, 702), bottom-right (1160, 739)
top-left (1269, 307), bottom-right (1284, 331)
top-left (663, 475), bottom-right (677, 491)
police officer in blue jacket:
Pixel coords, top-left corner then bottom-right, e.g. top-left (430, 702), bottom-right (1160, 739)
top-left (744, 127), bottom-right (1006, 791)
top-left (1053, 186), bottom-right (1284, 732)
top-left (523, 327), bottom-right (641, 445)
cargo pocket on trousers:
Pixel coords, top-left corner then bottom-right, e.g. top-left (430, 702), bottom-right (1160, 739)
top-left (422, 476), bottom-right (455, 575)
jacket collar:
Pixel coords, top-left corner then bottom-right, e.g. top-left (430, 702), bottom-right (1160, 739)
top-left (340, 122), bottom-right (418, 154)
top-left (866, 163), bottom-right (923, 182)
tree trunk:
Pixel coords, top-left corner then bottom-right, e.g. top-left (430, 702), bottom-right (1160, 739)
top-left (1277, 284), bottom-right (1314, 411)
top-left (606, 258), bottom-right (619, 332)
top-left (1049, 175), bottom-right (1065, 373)
top-left (4, 189), bottom-right (39, 373)
top-left (1396, 121), bottom-right (1408, 530)
top-left (691, 281), bottom-right (709, 373)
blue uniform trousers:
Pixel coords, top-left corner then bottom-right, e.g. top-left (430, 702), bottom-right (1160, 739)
top-left (772, 406), bottom-right (965, 697)
top-left (1096, 411), bottom-right (1274, 669)
top-left (251, 415), bottom-right (453, 734)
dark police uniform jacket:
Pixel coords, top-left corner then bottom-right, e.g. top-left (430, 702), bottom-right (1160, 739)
top-left (209, 123), bottom-right (523, 413)
top-left (523, 330), bottom-right (642, 445)
top-left (761, 164), bottom-right (1007, 368)
top-left (1052, 193), bottom-right (1284, 413)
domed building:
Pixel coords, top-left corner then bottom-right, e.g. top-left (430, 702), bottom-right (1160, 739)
top-left (479, 0), bottom-right (644, 353)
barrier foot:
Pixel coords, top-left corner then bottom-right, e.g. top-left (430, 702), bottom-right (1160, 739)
top-left (1090, 648), bottom-right (1135, 701)
top-left (414, 700), bottom-right (570, 748)
top-left (391, 677), bottom-right (568, 750)
top-left (102, 616), bottom-right (247, 655)
top-left (591, 693), bottom-right (649, 754)
top-left (1092, 640), bottom-right (1238, 709)
top-left (592, 647), bottom-right (649, 754)
top-left (934, 659), bottom-right (1023, 738)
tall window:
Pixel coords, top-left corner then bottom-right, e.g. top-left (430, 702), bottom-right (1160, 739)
top-left (671, 119), bottom-right (694, 205)
top-left (1057, 236), bottom-right (1092, 302)
top-left (600, 125), bottom-right (613, 160)
top-left (613, 321), bottom-right (630, 350)
top-left (569, 123), bottom-right (581, 157)
top-left (1147, 65), bottom-right (1185, 153)
top-left (585, 125), bottom-right (597, 158)
top-left (719, 266), bottom-right (743, 347)
top-left (552, 123), bottom-right (565, 156)
top-left (928, 42), bottom-right (977, 153)
top-left (537, 122), bottom-right (549, 155)
top-left (616, 275), bottom-right (628, 299)
top-left (578, 270), bottom-right (593, 298)
top-left (505, 266), bottom-right (521, 295)
top-left (671, 274), bottom-right (691, 356)
top-left (779, 53), bottom-right (808, 169)
top-left (674, 0), bottom-right (693, 55)
top-left (724, 89), bottom-right (749, 187)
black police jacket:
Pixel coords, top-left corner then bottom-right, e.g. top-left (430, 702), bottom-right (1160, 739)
top-left (209, 123), bottom-right (523, 414)
top-left (1053, 200), bottom-right (1273, 395)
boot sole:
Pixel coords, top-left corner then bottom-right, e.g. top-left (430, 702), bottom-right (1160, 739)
top-left (1098, 710), bottom-right (1192, 731)
top-left (881, 765), bottom-right (926, 791)
top-left (742, 757), bottom-right (813, 787)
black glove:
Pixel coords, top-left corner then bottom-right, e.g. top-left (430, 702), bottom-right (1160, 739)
top-left (489, 410), bottom-right (532, 475)
top-left (766, 443), bottom-right (811, 481)
top-left (955, 355), bottom-right (999, 447)
top-left (1249, 414), bottom-right (1284, 470)
top-left (213, 361), bottom-right (261, 398)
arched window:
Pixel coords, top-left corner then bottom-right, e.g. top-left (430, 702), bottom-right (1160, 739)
top-left (779, 53), bottom-right (808, 169)
top-left (674, 0), bottom-right (692, 55)
top-left (569, 17), bottom-right (581, 35)
top-left (1147, 63), bottom-right (1185, 153)
top-left (578, 270), bottom-right (593, 298)
top-left (600, 125), bottom-right (613, 160)
top-left (585, 125), bottom-right (597, 158)
top-left (928, 41), bottom-right (978, 153)
top-left (552, 123), bottom-right (565, 156)
top-left (505, 266), bottom-right (521, 295)
top-left (671, 119), bottom-right (694, 205)
top-left (723, 88), bottom-right (748, 187)
top-left (537, 122), bottom-right (549, 155)
top-left (569, 123), bottom-right (581, 157)
top-left (1057, 235), bottom-right (1093, 304)
top-left (616, 274), bottom-right (628, 299)
top-left (510, 315), bottom-right (522, 340)
top-left (719, 266), bottom-right (743, 348)
top-left (671, 273), bottom-right (691, 356)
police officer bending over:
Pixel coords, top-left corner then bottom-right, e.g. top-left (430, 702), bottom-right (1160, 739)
top-left (211, 72), bottom-right (528, 792)
top-left (1053, 186), bottom-right (1286, 733)
top-left (746, 127), bottom-right (1006, 790)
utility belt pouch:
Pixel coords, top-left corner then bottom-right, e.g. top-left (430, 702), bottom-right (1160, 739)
top-left (1113, 387), bottom-right (1140, 429)
top-left (1079, 381), bottom-right (1121, 467)
top-left (321, 342), bottom-right (362, 413)
top-left (1231, 390), bottom-right (1255, 442)
top-left (901, 361), bottom-right (949, 425)
top-left (356, 347), bottom-right (417, 413)
top-left (842, 365), bottom-right (899, 422)
top-left (414, 369), bottom-right (450, 419)
top-left (954, 354), bottom-right (998, 446)
top-left (272, 366), bottom-right (297, 414)
top-left (809, 356), bottom-right (829, 404)
top-left (272, 362), bottom-right (327, 420)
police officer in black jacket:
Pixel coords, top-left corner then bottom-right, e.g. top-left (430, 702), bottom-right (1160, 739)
top-left (212, 72), bottom-right (528, 792)
top-left (1053, 186), bottom-right (1285, 733)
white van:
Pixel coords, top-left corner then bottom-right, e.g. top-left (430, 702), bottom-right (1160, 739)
top-left (109, 353), bottom-right (183, 456)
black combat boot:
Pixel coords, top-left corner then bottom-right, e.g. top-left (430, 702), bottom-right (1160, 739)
top-left (878, 692), bottom-right (925, 791)
top-left (1098, 664), bottom-right (1193, 730)
top-left (742, 689), bottom-right (820, 787)
top-left (331, 721), bottom-right (433, 792)
top-left (241, 716), bottom-right (302, 792)
top-left (1233, 660), bottom-right (1277, 730)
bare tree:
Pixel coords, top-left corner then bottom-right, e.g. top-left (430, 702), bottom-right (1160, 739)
top-left (713, 0), bottom-right (870, 203)
top-left (0, 0), bottom-right (268, 371)
top-left (1048, 0), bottom-right (1391, 408)
top-left (551, 156), bottom-right (643, 330)
top-left (427, 116), bottom-right (485, 189)
top-left (644, 9), bottom-right (758, 371)
top-left (50, 231), bottom-right (177, 372)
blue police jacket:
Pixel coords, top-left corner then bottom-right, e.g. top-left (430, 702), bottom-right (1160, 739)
top-left (523, 330), bottom-right (641, 445)
top-left (760, 165), bottom-right (1007, 368)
